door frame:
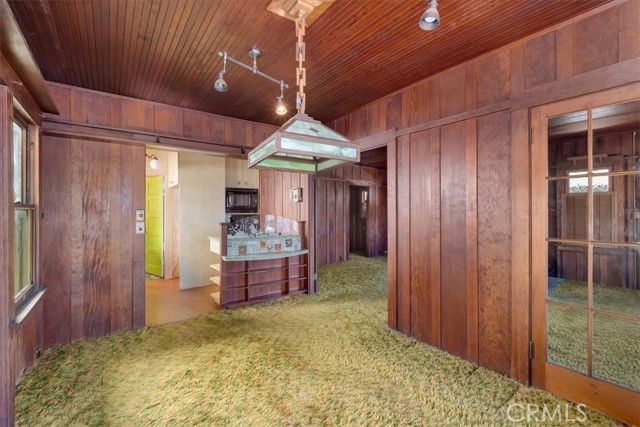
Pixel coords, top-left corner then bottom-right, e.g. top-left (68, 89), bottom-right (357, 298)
top-left (531, 82), bottom-right (640, 425)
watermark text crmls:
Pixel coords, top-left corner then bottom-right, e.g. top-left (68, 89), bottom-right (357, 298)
top-left (506, 403), bottom-right (588, 423)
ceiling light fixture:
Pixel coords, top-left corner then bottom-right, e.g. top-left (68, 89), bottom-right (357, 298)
top-left (214, 52), bottom-right (228, 92)
top-left (215, 48), bottom-right (288, 115)
top-left (276, 81), bottom-right (287, 115)
top-left (248, 4), bottom-right (359, 174)
top-left (419, 0), bottom-right (440, 31)
top-left (146, 153), bottom-right (160, 170)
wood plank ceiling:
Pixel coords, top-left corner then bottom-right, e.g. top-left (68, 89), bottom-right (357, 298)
top-left (9, 0), bottom-right (613, 126)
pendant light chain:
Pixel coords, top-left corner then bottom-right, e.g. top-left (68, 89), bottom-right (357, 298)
top-left (296, 12), bottom-right (306, 114)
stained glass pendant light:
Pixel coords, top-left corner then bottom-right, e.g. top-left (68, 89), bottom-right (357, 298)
top-left (248, 1), bottom-right (359, 174)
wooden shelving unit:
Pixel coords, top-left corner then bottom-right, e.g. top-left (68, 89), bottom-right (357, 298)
top-left (209, 221), bottom-right (308, 308)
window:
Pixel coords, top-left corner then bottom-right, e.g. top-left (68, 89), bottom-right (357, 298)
top-left (568, 169), bottom-right (610, 193)
top-left (13, 114), bottom-right (35, 301)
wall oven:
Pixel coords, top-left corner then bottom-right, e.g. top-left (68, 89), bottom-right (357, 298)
top-left (225, 188), bottom-right (258, 213)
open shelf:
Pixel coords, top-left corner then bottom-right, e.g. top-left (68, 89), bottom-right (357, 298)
top-left (210, 220), bottom-right (309, 309)
top-left (222, 277), bottom-right (308, 292)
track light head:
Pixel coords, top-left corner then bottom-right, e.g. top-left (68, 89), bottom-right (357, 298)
top-left (419, 0), bottom-right (440, 31)
top-left (276, 97), bottom-right (287, 115)
top-left (214, 71), bottom-right (228, 92)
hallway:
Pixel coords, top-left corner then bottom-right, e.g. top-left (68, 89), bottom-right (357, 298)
top-left (145, 278), bottom-right (220, 326)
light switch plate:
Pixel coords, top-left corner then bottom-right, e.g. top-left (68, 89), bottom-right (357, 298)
top-left (136, 221), bottom-right (145, 234)
top-left (136, 209), bottom-right (145, 221)
top-left (290, 187), bottom-right (303, 203)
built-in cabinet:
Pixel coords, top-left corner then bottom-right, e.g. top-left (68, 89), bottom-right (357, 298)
top-left (208, 221), bottom-right (309, 308)
top-left (225, 157), bottom-right (259, 188)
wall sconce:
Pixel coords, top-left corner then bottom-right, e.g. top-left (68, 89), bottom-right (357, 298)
top-left (146, 153), bottom-right (160, 170)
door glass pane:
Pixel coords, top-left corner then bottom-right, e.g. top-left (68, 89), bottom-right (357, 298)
top-left (592, 313), bottom-right (640, 391)
top-left (592, 100), bottom-right (640, 172)
top-left (592, 245), bottom-right (640, 318)
top-left (14, 209), bottom-right (32, 297)
top-left (547, 242), bottom-right (588, 306)
top-left (549, 179), bottom-right (590, 240)
top-left (547, 304), bottom-right (588, 374)
top-left (548, 111), bottom-right (587, 177)
top-left (592, 174), bottom-right (640, 243)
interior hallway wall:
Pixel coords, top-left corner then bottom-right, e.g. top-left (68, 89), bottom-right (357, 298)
top-left (328, 0), bottom-right (640, 384)
top-left (178, 152), bottom-right (225, 289)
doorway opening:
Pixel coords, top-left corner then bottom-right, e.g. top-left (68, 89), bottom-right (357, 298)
top-left (144, 148), bottom-right (226, 325)
top-left (314, 145), bottom-right (388, 266)
top-left (349, 185), bottom-right (369, 256)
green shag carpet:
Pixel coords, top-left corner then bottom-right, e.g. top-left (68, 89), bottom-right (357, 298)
top-left (16, 256), bottom-right (624, 426)
top-left (547, 281), bottom-right (640, 392)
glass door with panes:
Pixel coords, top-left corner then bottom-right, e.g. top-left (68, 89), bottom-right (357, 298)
top-left (532, 84), bottom-right (640, 426)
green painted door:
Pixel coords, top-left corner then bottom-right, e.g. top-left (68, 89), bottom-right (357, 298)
top-left (145, 176), bottom-right (163, 277)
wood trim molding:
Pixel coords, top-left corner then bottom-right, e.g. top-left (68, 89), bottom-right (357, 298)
top-left (350, 101), bottom-right (512, 150)
top-left (0, 83), bottom-right (15, 427)
top-left (353, 129), bottom-right (396, 150)
top-left (0, 0), bottom-right (58, 114)
top-left (42, 118), bottom-right (246, 155)
top-left (511, 58), bottom-right (640, 111)
top-left (398, 101), bottom-right (511, 138)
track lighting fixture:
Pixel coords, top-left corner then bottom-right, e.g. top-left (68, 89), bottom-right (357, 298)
top-left (214, 48), bottom-right (288, 114)
top-left (419, 0), bottom-right (440, 31)
top-left (276, 81), bottom-right (287, 115)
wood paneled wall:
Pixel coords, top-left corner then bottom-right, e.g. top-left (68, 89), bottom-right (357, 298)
top-left (330, 0), bottom-right (640, 384)
top-left (44, 83), bottom-right (277, 151)
top-left (40, 136), bottom-right (145, 347)
top-left (316, 165), bottom-right (387, 265)
top-left (36, 83), bottom-right (281, 349)
top-left (258, 170), bottom-right (315, 292)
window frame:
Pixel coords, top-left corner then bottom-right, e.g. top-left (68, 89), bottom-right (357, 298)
top-left (12, 110), bottom-right (38, 306)
top-left (567, 167), bottom-right (611, 194)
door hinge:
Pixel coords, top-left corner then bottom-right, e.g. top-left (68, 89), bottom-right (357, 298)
top-left (314, 273), bottom-right (318, 281)
top-left (528, 341), bottom-right (535, 359)
top-left (528, 127), bottom-right (533, 145)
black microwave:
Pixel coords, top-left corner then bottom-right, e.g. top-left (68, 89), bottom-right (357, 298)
top-left (225, 188), bottom-right (258, 213)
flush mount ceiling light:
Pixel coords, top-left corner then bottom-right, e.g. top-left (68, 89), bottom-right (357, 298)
top-left (214, 48), bottom-right (288, 115)
top-left (419, 0), bottom-right (440, 31)
top-left (248, 1), bottom-right (359, 174)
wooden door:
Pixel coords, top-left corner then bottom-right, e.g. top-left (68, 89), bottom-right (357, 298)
top-left (349, 186), bottom-right (368, 255)
top-left (145, 176), bottom-right (163, 277)
top-left (531, 83), bottom-right (640, 426)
